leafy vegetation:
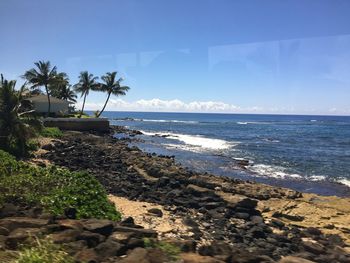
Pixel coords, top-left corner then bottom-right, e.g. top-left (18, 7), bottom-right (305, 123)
top-left (0, 74), bottom-right (41, 157)
top-left (49, 72), bottom-right (77, 103)
top-left (0, 150), bottom-right (121, 220)
top-left (15, 237), bottom-right (74, 263)
top-left (143, 238), bottom-right (181, 261)
top-left (23, 61), bottom-right (58, 117)
top-left (96, 72), bottom-right (130, 117)
top-left (39, 127), bottom-right (63, 138)
top-left (74, 71), bottom-right (99, 117)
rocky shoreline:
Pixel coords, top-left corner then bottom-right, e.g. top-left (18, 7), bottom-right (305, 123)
top-left (20, 126), bottom-right (350, 262)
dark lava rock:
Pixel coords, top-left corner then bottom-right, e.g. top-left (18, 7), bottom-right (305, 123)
top-left (120, 217), bottom-right (136, 227)
top-left (78, 231), bottom-right (106, 247)
top-left (147, 208), bottom-right (163, 217)
top-left (74, 248), bottom-right (100, 263)
top-left (82, 219), bottom-right (114, 236)
top-left (113, 226), bottom-right (158, 238)
top-left (49, 229), bottom-right (81, 244)
top-left (0, 217), bottom-right (48, 232)
top-left (5, 228), bottom-right (41, 249)
top-left (94, 239), bottom-right (125, 258)
top-left (235, 212), bottom-right (250, 220)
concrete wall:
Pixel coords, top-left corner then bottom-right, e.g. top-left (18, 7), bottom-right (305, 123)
top-left (33, 101), bottom-right (69, 113)
top-left (44, 118), bottom-right (110, 132)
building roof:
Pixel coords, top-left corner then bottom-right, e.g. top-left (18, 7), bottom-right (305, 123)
top-left (28, 95), bottom-right (70, 104)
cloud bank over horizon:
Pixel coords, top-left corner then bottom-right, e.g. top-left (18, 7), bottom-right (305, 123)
top-left (77, 98), bottom-right (350, 115)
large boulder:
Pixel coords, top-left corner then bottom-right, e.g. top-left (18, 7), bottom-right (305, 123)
top-left (0, 217), bottom-right (48, 232)
top-left (49, 229), bottom-right (81, 244)
top-left (113, 226), bottom-right (157, 238)
top-left (5, 228), bottom-right (41, 249)
top-left (82, 219), bottom-right (114, 236)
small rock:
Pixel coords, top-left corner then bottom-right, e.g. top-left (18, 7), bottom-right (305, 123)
top-left (272, 212), bottom-right (304, 222)
top-left (250, 215), bottom-right (264, 224)
top-left (0, 226), bottom-right (9, 236)
top-left (302, 240), bottom-right (325, 255)
top-left (147, 208), bottom-right (163, 217)
top-left (235, 212), bottom-right (250, 220)
top-left (120, 217), bottom-right (135, 227)
top-left (74, 248), bottom-right (100, 263)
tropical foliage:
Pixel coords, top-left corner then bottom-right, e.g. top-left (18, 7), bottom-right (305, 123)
top-left (96, 71), bottom-right (130, 117)
top-left (0, 74), bottom-right (40, 156)
top-left (23, 61), bottom-right (58, 116)
top-left (0, 150), bottom-right (121, 220)
top-left (39, 127), bottom-right (63, 138)
top-left (50, 72), bottom-right (77, 103)
top-left (74, 71), bottom-right (99, 117)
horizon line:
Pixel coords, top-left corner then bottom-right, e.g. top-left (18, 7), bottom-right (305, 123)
top-left (84, 109), bottom-right (350, 117)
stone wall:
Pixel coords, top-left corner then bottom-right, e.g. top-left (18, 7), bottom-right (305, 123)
top-left (43, 118), bottom-right (110, 132)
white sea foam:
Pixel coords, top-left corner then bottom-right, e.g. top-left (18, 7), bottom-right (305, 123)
top-left (337, 178), bottom-right (350, 187)
top-left (262, 138), bottom-right (280, 143)
top-left (248, 164), bottom-right (302, 179)
top-left (140, 131), bottom-right (234, 150)
top-left (237, 121), bottom-right (270, 125)
top-left (141, 119), bottom-right (199, 124)
top-left (309, 175), bottom-right (326, 181)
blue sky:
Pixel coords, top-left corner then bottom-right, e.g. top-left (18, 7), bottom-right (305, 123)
top-left (1, 0), bottom-right (350, 115)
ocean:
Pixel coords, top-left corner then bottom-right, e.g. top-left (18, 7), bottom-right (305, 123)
top-left (98, 111), bottom-right (350, 197)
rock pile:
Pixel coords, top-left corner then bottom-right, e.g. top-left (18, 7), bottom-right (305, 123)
top-left (37, 130), bottom-right (350, 262)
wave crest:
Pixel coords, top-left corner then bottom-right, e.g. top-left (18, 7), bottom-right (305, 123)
top-left (141, 131), bottom-right (234, 150)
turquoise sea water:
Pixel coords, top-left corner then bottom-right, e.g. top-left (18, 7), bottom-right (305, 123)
top-left (97, 111), bottom-right (350, 196)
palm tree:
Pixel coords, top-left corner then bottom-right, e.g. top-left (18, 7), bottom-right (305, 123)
top-left (60, 86), bottom-right (77, 103)
top-left (50, 72), bottom-right (77, 103)
top-left (0, 74), bottom-right (38, 156)
top-left (97, 72), bottom-right (130, 117)
top-left (74, 71), bottom-right (98, 117)
top-left (23, 61), bottom-right (57, 116)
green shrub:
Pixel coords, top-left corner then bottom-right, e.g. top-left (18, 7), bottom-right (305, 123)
top-left (39, 127), bottom-right (63, 138)
top-left (0, 150), bottom-right (121, 221)
top-left (27, 139), bottom-right (39, 152)
top-left (0, 149), bottom-right (18, 175)
top-left (143, 238), bottom-right (181, 261)
top-left (15, 237), bottom-right (74, 263)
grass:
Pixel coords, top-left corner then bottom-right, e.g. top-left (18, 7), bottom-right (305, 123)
top-left (39, 127), bottom-right (63, 138)
top-left (0, 150), bottom-right (121, 220)
top-left (15, 237), bottom-right (74, 263)
top-left (143, 238), bottom-right (181, 261)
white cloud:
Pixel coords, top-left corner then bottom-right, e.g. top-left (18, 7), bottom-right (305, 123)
top-left (75, 98), bottom-right (350, 115)
top-left (77, 98), bottom-right (246, 113)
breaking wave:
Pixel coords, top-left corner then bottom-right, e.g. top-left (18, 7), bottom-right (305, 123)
top-left (141, 131), bottom-right (235, 150)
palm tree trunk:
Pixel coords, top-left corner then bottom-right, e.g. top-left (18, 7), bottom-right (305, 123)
top-left (45, 85), bottom-right (51, 117)
top-left (97, 92), bottom-right (111, 118)
top-left (80, 93), bottom-right (87, 117)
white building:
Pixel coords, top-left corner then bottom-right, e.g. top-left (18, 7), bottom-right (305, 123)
top-left (28, 95), bottom-right (70, 114)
